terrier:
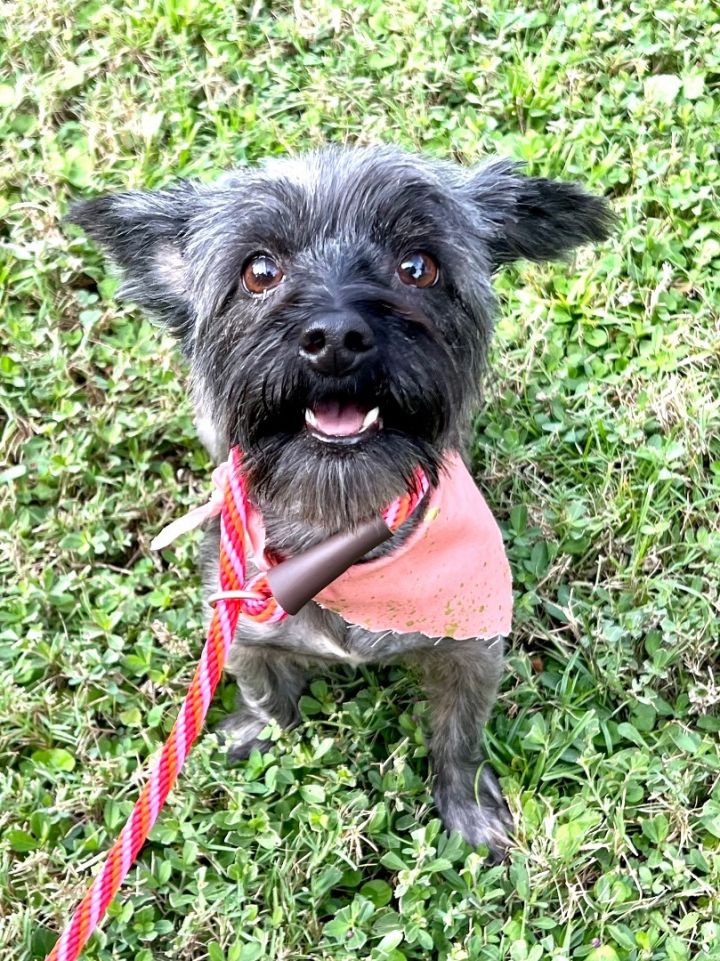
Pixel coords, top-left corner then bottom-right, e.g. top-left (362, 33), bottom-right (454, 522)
top-left (70, 146), bottom-right (612, 860)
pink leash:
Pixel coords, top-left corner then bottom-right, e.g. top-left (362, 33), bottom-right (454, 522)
top-left (45, 448), bottom-right (428, 961)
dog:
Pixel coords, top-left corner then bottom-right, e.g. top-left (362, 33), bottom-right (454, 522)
top-left (69, 145), bottom-right (612, 861)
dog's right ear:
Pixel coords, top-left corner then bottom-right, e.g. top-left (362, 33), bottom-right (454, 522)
top-left (67, 183), bottom-right (200, 339)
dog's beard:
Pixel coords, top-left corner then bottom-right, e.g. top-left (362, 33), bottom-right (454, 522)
top-left (214, 344), bottom-right (461, 532)
top-left (244, 430), bottom-right (443, 531)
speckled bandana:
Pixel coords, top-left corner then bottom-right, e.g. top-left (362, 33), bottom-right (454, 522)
top-left (153, 452), bottom-right (513, 640)
top-left (313, 452), bottom-right (513, 640)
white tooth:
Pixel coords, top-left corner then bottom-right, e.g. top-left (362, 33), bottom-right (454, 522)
top-left (361, 407), bottom-right (380, 430)
top-left (305, 408), bottom-right (319, 428)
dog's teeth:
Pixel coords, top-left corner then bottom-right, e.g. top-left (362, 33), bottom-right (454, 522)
top-left (305, 408), bottom-right (319, 428)
top-left (361, 407), bottom-right (380, 430)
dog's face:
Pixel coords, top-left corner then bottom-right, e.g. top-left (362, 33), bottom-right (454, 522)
top-left (70, 147), bottom-right (611, 529)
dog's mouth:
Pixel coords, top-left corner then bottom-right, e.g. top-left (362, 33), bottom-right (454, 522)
top-left (304, 400), bottom-right (383, 444)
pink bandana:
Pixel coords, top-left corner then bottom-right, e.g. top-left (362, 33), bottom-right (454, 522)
top-left (153, 453), bottom-right (512, 640)
top-left (314, 453), bottom-right (512, 639)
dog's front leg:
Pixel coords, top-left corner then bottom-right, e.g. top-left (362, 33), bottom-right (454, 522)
top-left (219, 644), bottom-right (307, 761)
top-left (408, 637), bottom-right (512, 860)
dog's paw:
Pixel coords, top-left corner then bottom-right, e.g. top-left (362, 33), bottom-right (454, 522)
top-left (215, 711), bottom-right (270, 763)
top-left (434, 765), bottom-right (513, 862)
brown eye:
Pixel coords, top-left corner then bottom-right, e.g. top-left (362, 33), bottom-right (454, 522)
top-left (242, 254), bottom-right (284, 295)
top-left (397, 251), bottom-right (438, 288)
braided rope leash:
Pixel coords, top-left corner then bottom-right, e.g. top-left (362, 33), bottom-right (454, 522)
top-left (46, 447), bottom-right (428, 961)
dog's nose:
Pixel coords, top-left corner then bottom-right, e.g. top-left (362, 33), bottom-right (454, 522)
top-left (299, 311), bottom-right (376, 376)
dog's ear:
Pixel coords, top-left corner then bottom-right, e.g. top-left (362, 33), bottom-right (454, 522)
top-left (464, 160), bottom-right (614, 269)
top-left (67, 183), bottom-right (199, 338)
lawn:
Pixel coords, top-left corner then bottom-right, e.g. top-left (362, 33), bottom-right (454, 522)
top-left (1, 1), bottom-right (719, 959)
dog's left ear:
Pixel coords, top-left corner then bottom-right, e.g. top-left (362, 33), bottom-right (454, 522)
top-left (463, 160), bottom-right (615, 269)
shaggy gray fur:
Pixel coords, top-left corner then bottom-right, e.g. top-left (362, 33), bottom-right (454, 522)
top-left (69, 145), bottom-right (612, 859)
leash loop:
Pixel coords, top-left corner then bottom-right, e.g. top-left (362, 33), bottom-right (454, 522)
top-left (207, 589), bottom-right (265, 606)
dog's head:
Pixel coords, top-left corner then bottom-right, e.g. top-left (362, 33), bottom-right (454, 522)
top-left (70, 146), bottom-right (612, 529)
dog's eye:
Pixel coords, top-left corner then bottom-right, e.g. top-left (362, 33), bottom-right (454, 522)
top-left (397, 252), bottom-right (438, 288)
top-left (242, 254), bottom-right (284, 295)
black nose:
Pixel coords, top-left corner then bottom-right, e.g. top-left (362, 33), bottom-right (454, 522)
top-left (299, 311), bottom-right (376, 376)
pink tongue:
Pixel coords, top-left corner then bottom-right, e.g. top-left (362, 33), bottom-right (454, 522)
top-left (313, 400), bottom-right (367, 436)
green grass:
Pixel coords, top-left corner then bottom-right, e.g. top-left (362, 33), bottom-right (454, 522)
top-left (1, 1), bottom-right (719, 959)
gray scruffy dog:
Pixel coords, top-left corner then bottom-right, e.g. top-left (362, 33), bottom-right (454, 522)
top-left (70, 146), bottom-right (611, 861)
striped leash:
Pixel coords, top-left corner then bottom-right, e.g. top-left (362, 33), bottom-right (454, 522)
top-left (46, 447), bottom-right (428, 961)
